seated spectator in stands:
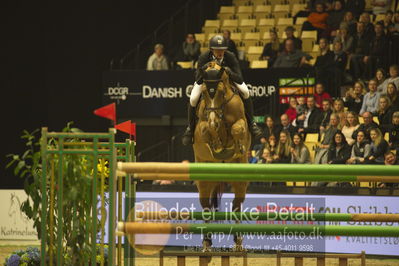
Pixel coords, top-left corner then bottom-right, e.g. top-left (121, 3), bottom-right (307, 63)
top-left (343, 0), bottom-right (365, 19)
top-left (314, 113), bottom-right (340, 164)
top-left (378, 151), bottom-right (399, 188)
top-left (302, 2), bottom-right (329, 39)
top-left (334, 26), bottom-right (355, 54)
top-left (359, 12), bottom-right (376, 39)
top-left (360, 79), bottom-right (381, 115)
top-left (341, 111), bottom-right (360, 145)
top-left (394, 11), bottom-right (399, 31)
top-left (247, 150), bottom-right (258, 163)
top-left (252, 136), bottom-right (268, 155)
top-left (294, 96), bottom-right (323, 134)
top-left (315, 39), bottom-right (335, 91)
top-left (378, 64), bottom-right (399, 94)
top-left (314, 83), bottom-right (332, 109)
top-left (332, 39), bottom-right (348, 71)
top-left (320, 99), bottom-right (333, 133)
top-left (272, 130), bottom-right (292, 163)
top-left (285, 96), bottom-right (298, 122)
top-left (222, 30), bottom-right (239, 59)
top-left (386, 82), bottom-right (399, 110)
top-left (377, 95), bottom-right (394, 134)
top-left (257, 148), bottom-right (273, 164)
top-left (350, 22), bottom-right (373, 79)
top-left (273, 39), bottom-right (312, 68)
top-left (262, 115), bottom-right (280, 141)
top-left (366, 127), bottom-right (389, 164)
top-left (340, 11), bottom-right (357, 35)
top-left (364, 23), bottom-right (389, 79)
top-left (283, 26), bottom-right (302, 50)
top-left (267, 135), bottom-right (277, 157)
top-left (278, 113), bottom-right (297, 137)
top-left (347, 129), bottom-right (371, 164)
top-left (147, 43), bottom-right (169, 71)
top-left (294, 96), bottom-right (308, 130)
top-left (375, 68), bottom-right (387, 87)
top-left (260, 28), bottom-right (280, 67)
top-left (326, 0), bottom-right (346, 38)
top-left (343, 81), bottom-right (366, 113)
top-left (388, 111), bottom-right (399, 150)
top-left (352, 111), bottom-right (380, 139)
top-left (333, 98), bottom-right (346, 129)
top-left (179, 33), bottom-right (201, 62)
top-left (371, 0), bottom-right (392, 15)
top-left (380, 10), bottom-right (394, 29)
top-left (328, 131), bottom-right (352, 164)
top-left (290, 133), bottom-right (311, 163)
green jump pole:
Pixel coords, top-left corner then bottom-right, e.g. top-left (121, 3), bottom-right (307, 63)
top-left (136, 211), bottom-right (399, 222)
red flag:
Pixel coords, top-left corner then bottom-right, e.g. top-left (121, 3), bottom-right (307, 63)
top-left (94, 103), bottom-right (116, 124)
top-left (115, 120), bottom-right (132, 134)
top-left (131, 123), bottom-right (136, 138)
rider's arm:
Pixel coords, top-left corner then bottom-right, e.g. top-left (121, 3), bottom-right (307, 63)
top-left (195, 52), bottom-right (209, 83)
top-left (225, 52), bottom-right (244, 84)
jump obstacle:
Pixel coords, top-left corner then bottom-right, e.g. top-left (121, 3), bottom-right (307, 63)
top-left (39, 128), bottom-right (399, 266)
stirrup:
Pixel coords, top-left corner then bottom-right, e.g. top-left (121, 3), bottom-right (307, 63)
top-left (182, 127), bottom-right (194, 146)
top-left (250, 122), bottom-right (263, 137)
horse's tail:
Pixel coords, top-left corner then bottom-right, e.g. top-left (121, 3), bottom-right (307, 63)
top-left (210, 183), bottom-right (225, 212)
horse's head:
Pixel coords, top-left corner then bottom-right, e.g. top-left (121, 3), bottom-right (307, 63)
top-left (199, 62), bottom-right (230, 132)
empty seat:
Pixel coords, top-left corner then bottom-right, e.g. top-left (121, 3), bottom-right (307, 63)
top-left (276, 17), bottom-right (294, 33)
top-left (242, 32), bottom-right (262, 47)
top-left (257, 18), bottom-right (275, 33)
top-left (253, 5), bottom-right (272, 18)
top-left (305, 133), bottom-right (319, 143)
top-left (202, 20), bottom-right (220, 35)
top-left (230, 32), bottom-right (243, 42)
top-left (247, 46), bottom-right (264, 61)
top-left (233, 0), bottom-right (250, 6)
top-left (237, 5), bottom-right (254, 14)
top-left (273, 4), bottom-right (290, 18)
top-left (195, 33), bottom-right (206, 45)
top-left (218, 6), bottom-right (235, 20)
top-left (291, 3), bottom-right (307, 15)
top-left (250, 60), bottom-right (268, 68)
top-left (221, 19), bottom-right (239, 32)
top-left (176, 61), bottom-right (194, 69)
top-left (301, 30), bottom-right (317, 52)
top-left (239, 19), bottom-right (257, 32)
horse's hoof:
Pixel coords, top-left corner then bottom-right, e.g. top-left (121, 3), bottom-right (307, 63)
top-left (233, 244), bottom-right (245, 252)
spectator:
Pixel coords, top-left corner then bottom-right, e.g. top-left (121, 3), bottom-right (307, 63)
top-left (371, 0), bottom-right (392, 15)
top-left (320, 99), bottom-right (333, 133)
top-left (315, 38), bottom-right (335, 92)
top-left (388, 111), bottom-right (399, 150)
top-left (386, 82), bottom-right (399, 110)
top-left (360, 79), bottom-right (381, 115)
top-left (364, 23), bottom-right (389, 79)
top-left (147, 43), bottom-right (169, 71)
top-left (273, 39), bottom-right (312, 68)
top-left (327, 131), bottom-right (352, 164)
top-left (294, 96), bottom-right (323, 134)
top-left (253, 136), bottom-right (268, 155)
top-left (334, 26), bottom-right (355, 54)
top-left (284, 26), bottom-right (303, 50)
top-left (343, 0), bottom-right (365, 18)
top-left (333, 98), bottom-right (346, 129)
top-left (272, 130), bottom-right (292, 163)
top-left (262, 115), bottom-right (280, 141)
top-left (380, 10), bottom-right (394, 29)
top-left (341, 111), bottom-right (360, 145)
top-left (257, 148), bottom-right (273, 164)
top-left (347, 129), bottom-right (372, 164)
top-left (278, 113), bottom-right (297, 137)
top-left (340, 11), bottom-right (357, 35)
top-left (332, 40), bottom-right (348, 91)
top-left (343, 81), bottom-right (366, 113)
top-left (326, 0), bottom-right (346, 38)
top-left (378, 152), bottom-right (399, 188)
top-left (394, 11), bottom-right (399, 31)
top-left (359, 12), bottom-right (376, 39)
top-left (222, 30), bottom-right (239, 59)
top-left (182, 34), bottom-right (201, 62)
top-left (302, 2), bottom-right (329, 39)
top-left (285, 96), bottom-right (298, 122)
top-left (377, 95), bottom-right (394, 133)
top-left (260, 28), bottom-right (280, 67)
top-left (378, 64), bottom-right (399, 93)
top-left (267, 135), bottom-right (278, 157)
top-left (350, 22), bottom-right (372, 79)
top-left (352, 111), bottom-right (379, 139)
top-left (247, 150), bottom-right (258, 163)
top-left (314, 83), bottom-right (332, 109)
top-left (290, 133), bottom-right (311, 163)
top-left (375, 68), bottom-right (387, 87)
top-left (294, 96), bottom-right (308, 131)
top-left (314, 113), bottom-right (340, 164)
top-left (366, 127), bottom-right (389, 164)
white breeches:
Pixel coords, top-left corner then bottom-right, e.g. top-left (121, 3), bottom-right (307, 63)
top-left (189, 82), bottom-right (250, 107)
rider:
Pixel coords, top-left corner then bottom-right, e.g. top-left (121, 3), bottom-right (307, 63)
top-left (182, 35), bottom-right (263, 145)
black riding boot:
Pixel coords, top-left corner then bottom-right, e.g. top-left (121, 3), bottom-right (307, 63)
top-left (182, 104), bottom-right (196, 146)
top-left (243, 98), bottom-right (263, 138)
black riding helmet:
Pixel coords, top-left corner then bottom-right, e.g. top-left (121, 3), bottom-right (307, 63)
top-left (209, 35), bottom-right (228, 49)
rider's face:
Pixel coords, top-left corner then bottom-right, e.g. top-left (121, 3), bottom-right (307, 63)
top-left (212, 49), bottom-right (226, 60)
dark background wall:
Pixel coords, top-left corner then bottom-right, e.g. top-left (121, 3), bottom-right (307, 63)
top-left (2, 0), bottom-right (200, 188)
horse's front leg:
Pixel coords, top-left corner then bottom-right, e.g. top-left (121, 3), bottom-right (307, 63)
top-left (231, 119), bottom-right (246, 156)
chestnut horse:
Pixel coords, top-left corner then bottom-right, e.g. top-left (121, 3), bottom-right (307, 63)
top-left (193, 62), bottom-right (251, 251)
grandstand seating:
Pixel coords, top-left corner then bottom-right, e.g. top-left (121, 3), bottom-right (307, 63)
top-left (250, 60), bottom-right (268, 68)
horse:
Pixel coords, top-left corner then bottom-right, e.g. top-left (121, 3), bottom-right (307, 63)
top-left (192, 62), bottom-right (251, 251)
